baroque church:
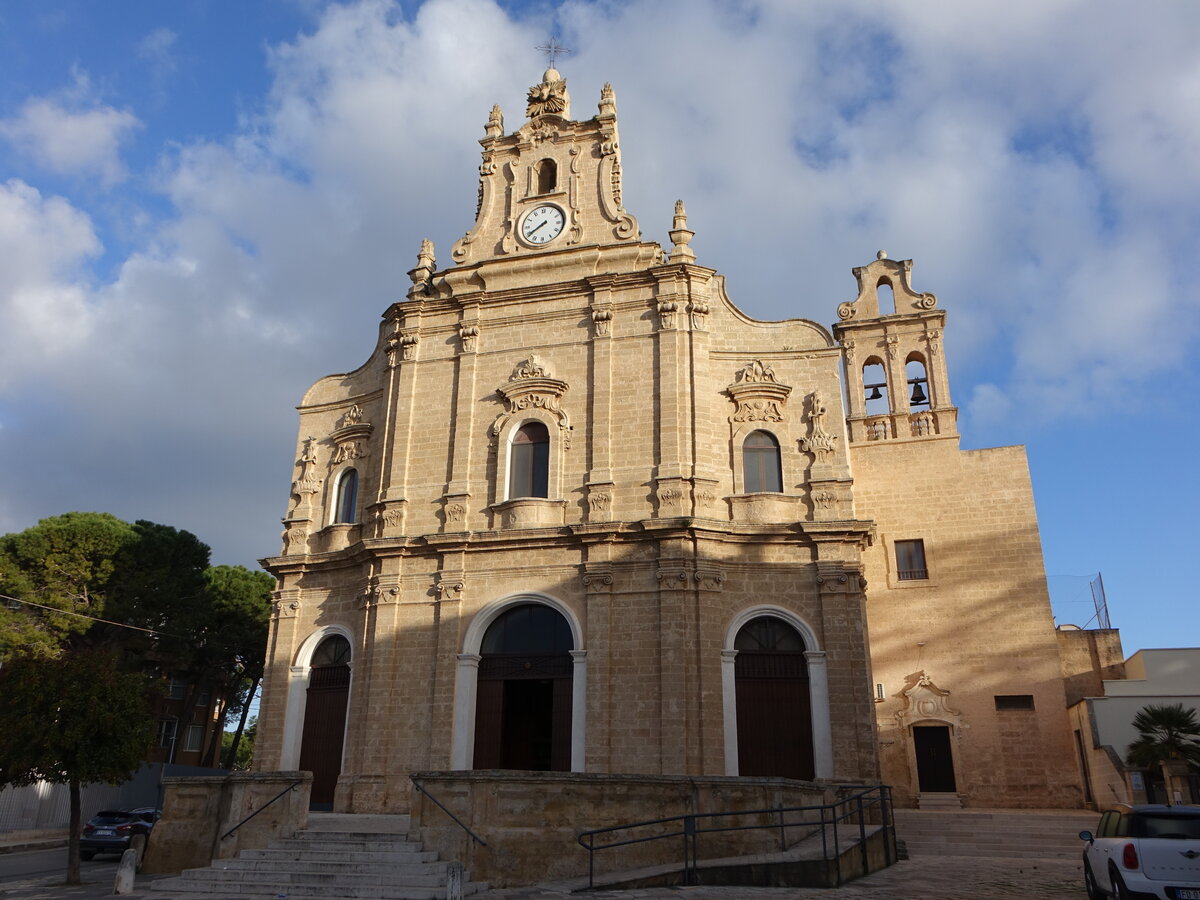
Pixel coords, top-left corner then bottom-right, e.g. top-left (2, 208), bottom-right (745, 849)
top-left (255, 68), bottom-right (1087, 816)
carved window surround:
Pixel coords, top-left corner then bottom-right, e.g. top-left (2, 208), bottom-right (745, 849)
top-left (490, 497), bottom-right (567, 530)
top-left (727, 492), bottom-right (805, 525)
top-left (896, 670), bottom-right (964, 735)
top-left (491, 356), bottom-right (571, 450)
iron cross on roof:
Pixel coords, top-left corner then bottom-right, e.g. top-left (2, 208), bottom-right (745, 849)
top-left (535, 38), bottom-right (570, 68)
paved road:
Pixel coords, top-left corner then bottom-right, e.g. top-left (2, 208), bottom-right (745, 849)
top-left (0, 850), bottom-right (1087, 899)
top-left (0, 848), bottom-right (122, 899)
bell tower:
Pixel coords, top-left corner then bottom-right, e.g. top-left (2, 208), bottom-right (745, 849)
top-left (450, 68), bottom-right (641, 265)
top-left (833, 252), bottom-right (958, 444)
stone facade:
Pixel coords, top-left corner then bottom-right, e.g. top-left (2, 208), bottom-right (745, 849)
top-left (257, 69), bottom-right (1086, 816)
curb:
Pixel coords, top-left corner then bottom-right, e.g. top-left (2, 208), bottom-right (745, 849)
top-left (0, 837), bottom-right (69, 854)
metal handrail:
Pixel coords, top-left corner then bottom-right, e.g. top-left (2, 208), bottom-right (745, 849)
top-left (410, 776), bottom-right (488, 847)
top-left (576, 784), bottom-right (893, 888)
top-left (221, 779), bottom-right (303, 841)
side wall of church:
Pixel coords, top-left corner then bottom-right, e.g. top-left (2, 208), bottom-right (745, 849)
top-left (852, 437), bottom-right (1084, 808)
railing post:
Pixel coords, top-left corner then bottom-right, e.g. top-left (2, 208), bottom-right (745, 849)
top-left (858, 794), bottom-right (868, 875)
top-left (683, 815), bottom-right (696, 885)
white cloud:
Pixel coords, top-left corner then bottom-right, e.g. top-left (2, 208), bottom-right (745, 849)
top-left (0, 74), bottom-right (141, 186)
top-left (0, 179), bottom-right (101, 389)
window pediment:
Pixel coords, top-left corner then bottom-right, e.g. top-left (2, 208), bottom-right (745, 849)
top-left (727, 360), bottom-right (792, 423)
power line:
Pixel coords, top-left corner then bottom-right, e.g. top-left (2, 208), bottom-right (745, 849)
top-left (1, 593), bottom-right (185, 640)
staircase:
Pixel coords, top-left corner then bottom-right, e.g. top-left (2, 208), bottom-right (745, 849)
top-left (894, 808), bottom-right (1099, 860)
top-left (148, 813), bottom-right (486, 899)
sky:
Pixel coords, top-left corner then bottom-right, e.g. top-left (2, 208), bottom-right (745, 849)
top-left (0, 0), bottom-right (1197, 658)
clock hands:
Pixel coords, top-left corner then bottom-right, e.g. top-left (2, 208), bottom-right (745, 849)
top-left (528, 218), bottom-right (549, 236)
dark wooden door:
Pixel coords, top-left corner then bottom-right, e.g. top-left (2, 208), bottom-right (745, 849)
top-left (474, 653), bottom-right (571, 771)
top-left (298, 664), bottom-right (350, 808)
top-left (913, 725), bottom-right (957, 792)
top-left (735, 651), bottom-right (814, 780)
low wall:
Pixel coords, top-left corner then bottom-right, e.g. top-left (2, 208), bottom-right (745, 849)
top-left (141, 772), bottom-right (311, 874)
top-left (410, 770), bottom-right (834, 888)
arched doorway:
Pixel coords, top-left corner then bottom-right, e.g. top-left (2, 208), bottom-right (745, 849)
top-left (473, 603), bottom-right (573, 771)
top-left (734, 616), bottom-right (814, 780)
top-left (297, 634), bottom-right (351, 809)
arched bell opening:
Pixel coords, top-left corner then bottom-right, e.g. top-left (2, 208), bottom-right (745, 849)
top-left (297, 633), bottom-right (352, 810)
top-left (472, 603), bottom-right (574, 771)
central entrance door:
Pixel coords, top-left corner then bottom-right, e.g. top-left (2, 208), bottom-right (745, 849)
top-left (734, 616), bottom-right (814, 780)
top-left (913, 724), bottom-right (957, 792)
top-left (297, 634), bottom-right (352, 810)
top-left (473, 604), bottom-right (573, 771)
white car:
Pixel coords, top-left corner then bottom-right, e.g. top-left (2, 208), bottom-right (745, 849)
top-left (1080, 803), bottom-right (1200, 899)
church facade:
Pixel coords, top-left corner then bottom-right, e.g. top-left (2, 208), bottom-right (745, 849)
top-left (255, 69), bottom-right (1084, 813)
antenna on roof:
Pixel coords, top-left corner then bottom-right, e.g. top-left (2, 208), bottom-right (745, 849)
top-left (535, 38), bottom-right (570, 68)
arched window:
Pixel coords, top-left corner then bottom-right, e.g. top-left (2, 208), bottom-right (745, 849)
top-left (333, 468), bottom-right (358, 523)
top-left (509, 422), bottom-right (549, 499)
top-left (863, 359), bottom-right (889, 415)
top-left (743, 430), bottom-right (782, 493)
top-left (734, 616), bottom-right (813, 780)
top-left (474, 603), bottom-right (574, 771)
top-left (905, 355), bottom-right (930, 408)
top-left (536, 158), bottom-right (557, 194)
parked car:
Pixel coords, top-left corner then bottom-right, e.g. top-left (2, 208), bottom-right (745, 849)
top-left (1079, 803), bottom-right (1200, 899)
top-left (79, 807), bottom-right (160, 860)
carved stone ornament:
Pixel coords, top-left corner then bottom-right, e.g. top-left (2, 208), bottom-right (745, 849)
top-left (727, 361), bottom-right (792, 423)
top-left (668, 199), bottom-right (696, 265)
top-left (407, 239), bottom-right (435, 290)
top-left (526, 68), bottom-right (570, 119)
top-left (592, 308), bottom-right (613, 336)
top-left (271, 592), bottom-right (300, 619)
top-left (588, 491), bottom-right (611, 513)
top-left (435, 575), bottom-right (465, 602)
top-left (657, 299), bottom-right (679, 329)
top-left (799, 391), bottom-right (838, 462)
top-left (812, 489), bottom-right (838, 510)
top-left (583, 568), bottom-right (614, 592)
top-left (331, 407), bottom-right (374, 465)
top-left (459, 324), bottom-right (480, 353)
top-left (492, 355), bottom-right (572, 449)
top-left (291, 437), bottom-right (324, 504)
top-left (688, 299), bottom-right (709, 329)
top-left (842, 255), bottom-right (938, 320)
top-left (281, 522), bottom-right (308, 556)
top-left (485, 104), bottom-right (504, 138)
top-left (598, 82), bottom-right (616, 118)
top-left (896, 670), bottom-right (964, 732)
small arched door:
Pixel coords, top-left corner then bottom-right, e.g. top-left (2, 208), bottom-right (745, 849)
top-left (297, 634), bottom-right (351, 809)
top-left (473, 604), bottom-right (572, 771)
top-left (734, 616), bottom-right (814, 780)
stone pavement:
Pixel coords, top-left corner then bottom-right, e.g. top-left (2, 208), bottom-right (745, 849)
top-left (0, 854), bottom-right (1087, 899)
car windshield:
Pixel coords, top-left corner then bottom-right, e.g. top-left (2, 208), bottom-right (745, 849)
top-left (1138, 814), bottom-right (1200, 839)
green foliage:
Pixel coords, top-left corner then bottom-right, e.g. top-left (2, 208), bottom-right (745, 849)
top-left (1126, 703), bottom-right (1200, 770)
top-left (0, 649), bottom-right (155, 788)
top-left (221, 718), bottom-right (257, 771)
top-left (0, 512), bottom-right (138, 659)
top-left (202, 565), bottom-right (274, 679)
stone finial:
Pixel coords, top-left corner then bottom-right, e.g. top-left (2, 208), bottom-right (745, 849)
top-left (485, 104), bottom-right (504, 138)
top-left (408, 238), bottom-right (436, 288)
top-left (598, 82), bottom-right (616, 117)
top-left (668, 199), bottom-right (696, 264)
top-left (527, 68), bottom-right (570, 119)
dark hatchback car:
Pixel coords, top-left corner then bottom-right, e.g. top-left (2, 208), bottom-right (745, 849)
top-left (79, 807), bottom-right (160, 860)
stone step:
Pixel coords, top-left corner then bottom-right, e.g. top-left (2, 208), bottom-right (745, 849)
top-left (269, 835), bottom-right (426, 852)
top-left (892, 809), bottom-right (1097, 859)
top-left (242, 846), bottom-right (440, 864)
top-left (147, 878), bottom-right (488, 899)
top-left (173, 867), bottom-right (449, 887)
top-left (305, 812), bottom-right (412, 833)
top-left (198, 857), bottom-right (450, 876)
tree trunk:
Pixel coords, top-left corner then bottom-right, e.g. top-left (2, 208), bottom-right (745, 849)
top-left (224, 677), bottom-right (259, 770)
top-left (67, 778), bottom-right (81, 885)
top-left (202, 695), bottom-right (227, 767)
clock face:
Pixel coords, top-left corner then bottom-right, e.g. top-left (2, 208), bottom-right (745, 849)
top-left (521, 204), bottom-right (565, 245)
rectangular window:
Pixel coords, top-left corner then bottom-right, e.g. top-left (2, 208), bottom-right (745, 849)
top-left (157, 718), bottom-right (177, 748)
top-left (994, 694), bottom-right (1035, 710)
top-left (895, 539), bottom-right (928, 580)
top-left (183, 724), bottom-right (204, 753)
top-left (195, 689), bottom-right (211, 707)
top-left (167, 678), bottom-right (187, 700)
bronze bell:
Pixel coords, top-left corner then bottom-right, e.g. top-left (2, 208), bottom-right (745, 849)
top-left (866, 385), bottom-right (883, 401)
top-left (910, 382), bottom-right (928, 405)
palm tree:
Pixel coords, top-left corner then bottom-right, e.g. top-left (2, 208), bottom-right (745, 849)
top-left (1126, 703), bottom-right (1200, 804)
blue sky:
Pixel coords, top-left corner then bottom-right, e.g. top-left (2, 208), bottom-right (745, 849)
top-left (0, 0), bottom-right (1197, 658)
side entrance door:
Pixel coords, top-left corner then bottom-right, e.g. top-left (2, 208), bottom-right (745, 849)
top-left (913, 724), bottom-right (957, 793)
